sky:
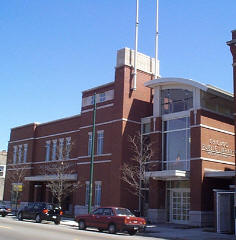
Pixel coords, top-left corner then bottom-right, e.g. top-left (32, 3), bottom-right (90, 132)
top-left (0, 0), bottom-right (235, 151)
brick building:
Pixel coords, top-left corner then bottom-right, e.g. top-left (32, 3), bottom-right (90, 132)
top-left (227, 29), bottom-right (236, 235)
top-left (4, 47), bottom-right (235, 229)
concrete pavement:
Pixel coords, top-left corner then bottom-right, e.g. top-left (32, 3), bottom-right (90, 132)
top-left (61, 218), bottom-right (236, 240)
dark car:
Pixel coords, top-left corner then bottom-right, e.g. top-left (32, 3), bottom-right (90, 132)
top-left (75, 207), bottom-right (146, 235)
top-left (0, 204), bottom-right (11, 217)
top-left (17, 202), bottom-right (63, 224)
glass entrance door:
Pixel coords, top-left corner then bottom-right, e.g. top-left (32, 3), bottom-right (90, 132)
top-left (170, 189), bottom-right (190, 224)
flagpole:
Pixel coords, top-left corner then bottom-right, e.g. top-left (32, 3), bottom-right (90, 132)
top-left (155, 0), bottom-right (159, 78)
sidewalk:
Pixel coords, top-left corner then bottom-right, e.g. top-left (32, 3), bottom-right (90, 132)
top-left (61, 218), bottom-right (236, 240)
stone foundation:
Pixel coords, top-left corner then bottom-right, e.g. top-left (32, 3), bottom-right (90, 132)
top-left (189, 211), bottom-right (214, 227)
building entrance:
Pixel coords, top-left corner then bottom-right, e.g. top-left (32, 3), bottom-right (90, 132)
top-left (169, 188), bottom-right (190, 224)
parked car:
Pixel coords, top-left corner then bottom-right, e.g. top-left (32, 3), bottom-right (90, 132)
top-left (17, 202), bottom-right (63, 224)
top-left (75, 207), bottom-right (146, 235)
top-left (0, 203), bottom-right (11, 217)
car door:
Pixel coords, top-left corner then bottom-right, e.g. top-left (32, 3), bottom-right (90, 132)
top-left (91, 208), bottom-right (104, 228)
top-left (99, 208), bottom-right (114, 229)
top-left (23, 203), bottom-right (34, 219)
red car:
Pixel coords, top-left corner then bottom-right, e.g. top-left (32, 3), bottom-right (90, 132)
top-left (75, 207), bottom-right (146, 235)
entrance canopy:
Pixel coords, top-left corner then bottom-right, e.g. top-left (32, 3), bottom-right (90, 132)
top-left (145, 170), bottom-right (189, 181)
top-left (25, 174), bottom-right (77, 182)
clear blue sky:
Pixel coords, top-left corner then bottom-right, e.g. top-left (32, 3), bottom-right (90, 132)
top-left (1, 0), bottom-right (235, 151)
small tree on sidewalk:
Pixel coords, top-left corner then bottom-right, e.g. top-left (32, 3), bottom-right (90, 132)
top-left (6, 164), bottom-right (28, 211)
top-left (42, 161), bottom-right (82, 208)
top-left (41, 140), bottom-right (83, 208)
top-left (120, 131), bottom-right (154, 215)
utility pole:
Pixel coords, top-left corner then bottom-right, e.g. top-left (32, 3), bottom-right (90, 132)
top-left (88, 93), bottom-right (96, 213)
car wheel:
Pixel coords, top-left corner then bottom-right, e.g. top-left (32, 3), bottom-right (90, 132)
top-left (35, 214), bottom-right (42, 223)
top-left (78, 220), bottom-right (86, 230)
top-left (1, 213), bottom-right (6, 217)
top-left (128, 230), bottom-right (137, 235)
top-left (18, 212), bottom-right (23, 221)
top-left (54, 220), bottom-right (60, 225)
top-left (108, 224), bottom-right (116, 234)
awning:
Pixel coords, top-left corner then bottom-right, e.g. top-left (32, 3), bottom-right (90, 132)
top-left (145, 170), bottom-right (189, 180)
top-left (205, 171), bottom-right (235, 179)
top-left (25, 174), bottom-right (77, 182)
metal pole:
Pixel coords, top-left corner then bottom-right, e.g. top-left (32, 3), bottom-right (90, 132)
top-left (155, 0), bottom-right (159, 78)
top-left (133, 0), bottom-right (139, 90)
top-left (88, 93), bottom-right (96, 214)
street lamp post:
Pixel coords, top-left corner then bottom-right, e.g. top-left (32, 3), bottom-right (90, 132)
top-left (88, 93), bottom-right (96, 214)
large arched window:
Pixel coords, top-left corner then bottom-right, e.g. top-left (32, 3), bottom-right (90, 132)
top-left (161, 89), bottom-right (193, 115)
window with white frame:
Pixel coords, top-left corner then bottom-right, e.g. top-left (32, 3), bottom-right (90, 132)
top-left (65, 137), bottom-right (71, 159)
top-left (52, 139), bottom-right (57, 161)
top-left (99, 92), bottom-right (106, 102)
top-left (95, 181), bottom-right (102, 206)
top-left (18, 145), bottom-right (22, 163)
top-left (90, 95), bottom-right (95, 105)
top-left (23, 144), bottom-right (28, 163)
top-left (85, 181), bottom-right (89, 206)
top-left (59, 138), bottom-right (64, 160)
top-left (13, 146), bottom-right (18, 164)
top-left (97, 130), bottom-right (104, 155)
top-left (45, 141), bottom-right (51, 162)
top-left (88, 132), bottom-right (92, 156)
top-left (0, 166), bottom-right (5, 177)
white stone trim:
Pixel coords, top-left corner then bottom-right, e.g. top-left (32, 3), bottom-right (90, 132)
top-left (25, 174), bottom-right (77, 181)
top-left (80, 118), bottom-right (140, 130)
top-left (191, 124), bottom-right (235, 136)
top-left (7, 167), bottom-right (33, 171)
top-left (77, 160), bottom-right (111, 165)
top-left (9, 129), bottom-right (80, 144)
top-left (78, 153), bottom-right (112, 159)
top-left (190, 157), bottom-right (235, 165)
top-left (81, 103), bottom-right (114, 113)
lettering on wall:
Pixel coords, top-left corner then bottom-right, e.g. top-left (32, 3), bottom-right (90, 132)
top-left (202, 138), bottom-right (235, 158)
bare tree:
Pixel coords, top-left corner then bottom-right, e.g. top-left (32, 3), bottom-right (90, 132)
top-left (41, 141), bottom-right (83, 207)
top-left (6, 164), bottom-right (28, 211)
top-left (120, 131), bottom-right (154, 214)
top-left (41, 161), bottom-right (82, 207)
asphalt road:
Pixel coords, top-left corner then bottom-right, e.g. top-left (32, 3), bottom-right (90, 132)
top-left (0, 216), bottom-right (160, 240)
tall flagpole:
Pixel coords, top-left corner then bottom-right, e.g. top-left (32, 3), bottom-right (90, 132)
top-left (155, 0), bottom-right (159, 78)
top-left (133, 0), bottom-right (139, 90)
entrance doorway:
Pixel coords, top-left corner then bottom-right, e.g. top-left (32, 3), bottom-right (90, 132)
top-left (169, 189), bottom-right (190, 224)
top-left (216, 191), bottom-right (234, 234)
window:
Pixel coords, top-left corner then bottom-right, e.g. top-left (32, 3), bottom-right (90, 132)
top-left (95, 182), bottom-right (102, 207)
top-left (142, 122), bottom-right (151, 134)
top-left (52, 139), bottom-right (57, 161)
top-left (65, 137), bottom-right (71, 159)
top-left (161, 89), bottom-right (193, 115)
top-left (85, 181), bottom-right (89, 206)
top-left (59, 138), bottom-right (64, 160)
top-left (88, 132), bottom-right (92, 156)
top-left (163, 117), bottom-right (190, 171)
top-left (93, 208), bottom-right (103, 215)
top-left (18, 145), bottom-right (22, 163)
top-left (45, 141), bottom-right (51, 162)
top-left (13, 146), bottom-right (17, 164)
top-left (99, 92), bottom-right (106, 102)
top-left (0, 166), bottom-right (5, 177)
top-left (90, 95), bottom-right (95, 105)
top-left (23, 144), bottom-right (28, 163)
top-left (97, 131), bottom-right (104, 155)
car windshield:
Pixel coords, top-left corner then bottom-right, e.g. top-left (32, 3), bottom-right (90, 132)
top-left (115, 208), bottom-right (135, 216)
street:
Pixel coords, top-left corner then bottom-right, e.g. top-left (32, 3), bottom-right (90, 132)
top-left (0, 216), bottom-right (160, 240)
